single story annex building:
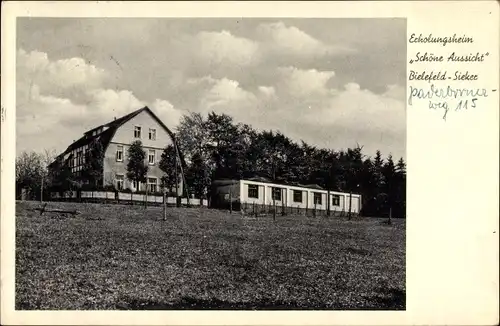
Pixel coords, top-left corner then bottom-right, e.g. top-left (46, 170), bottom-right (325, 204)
top-left (211, 177), bottom-right (362, 216)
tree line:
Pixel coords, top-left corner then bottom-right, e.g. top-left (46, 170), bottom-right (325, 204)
top-left (170, 112), bottom-right (406, 218)
top-left (15, 111), bottom-right (406, 218)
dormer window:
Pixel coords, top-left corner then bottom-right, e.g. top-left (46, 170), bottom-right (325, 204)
top-left (134, 126), bottom-right (141, 138)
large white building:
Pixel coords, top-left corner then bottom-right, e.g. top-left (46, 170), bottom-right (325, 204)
top-left (211, 177), bottom-right (362, 215)
top-left (48, 106), bottom-right (183, 194)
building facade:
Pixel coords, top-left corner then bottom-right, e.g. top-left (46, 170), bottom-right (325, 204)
top-left (49, 107), bottom-right (183, 194)
top-left (211, 178), bottom-right (362, 214)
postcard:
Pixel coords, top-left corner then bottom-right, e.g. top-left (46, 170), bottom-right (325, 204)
top-left (1, 1), bottom-right (498, 325)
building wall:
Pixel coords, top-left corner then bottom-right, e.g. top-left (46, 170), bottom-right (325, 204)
top-left (344, 195), bottom-right (360, 213)
top-left (103, 143), bottom-right (183, 194)
top-left (241, 182), bottom-right (266, 205)
top-left (211, 180), bottom-right (241, 207)
top-left (329, 193), bottom-right (346, 213)
top-left (235, 179), bottom-right (362, 213)
top-left (111, 110), bottom-right (174, 149)
top-left (102, 111), bottom-right (182, 194)
top-left (307, 191), bottom-right (327, 210)
top-left (64, 144), bottom-right (90, 176)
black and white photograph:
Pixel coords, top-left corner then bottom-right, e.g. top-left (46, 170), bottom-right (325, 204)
top-left (14, 17), bottom-right (406, 310)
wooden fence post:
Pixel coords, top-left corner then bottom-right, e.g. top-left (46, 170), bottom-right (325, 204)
top-left (163, 190), bottom-right (167, 221)
top-left (229, 189), bottom-right (233, 214)
top-left (348, 192), bottom-right (352, 220)
top-left (40, 176), bottom-right (44, 203)
top-left (273, 196), bottom-right (276, 221)
top-left (145, 182), bottom-right (148, 209)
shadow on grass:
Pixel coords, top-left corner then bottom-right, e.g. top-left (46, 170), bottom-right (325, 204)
top-left (343, 247), bottom-right (372, 256)
top-left (116, 297), bottom-right (330, 310)
top-left (361, 288), bottom-right (406, 310)
top-left (116, 289), bottom-right (406, 310)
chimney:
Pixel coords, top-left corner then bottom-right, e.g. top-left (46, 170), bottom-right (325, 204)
top-left (114, 117), bottom-right (116, 120)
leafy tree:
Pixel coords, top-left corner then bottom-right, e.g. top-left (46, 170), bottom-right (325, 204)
top-left (81, 140), bottom-right (105, 188)
top-left (205, 112), bottom-right (239, 177)
top-left (186, 152), bottom-right (211, 199)
top-left (49, 158), bottom-right (75, 192)
top-left (176, 112), bottom-right (211, 164)
top-left (126, 140), bottom-right (148, 191)
top-left (280, 141), bottom-right (307, 184)
top-left (159, 144), bottom-right (178, 195)
top-left (251, 130), bottom-right (295, 182)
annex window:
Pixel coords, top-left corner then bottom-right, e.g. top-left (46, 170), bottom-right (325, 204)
top-left (272, 187), bottom-right (282, 201)
top-left (293, 190), bottom-right (303, 203)
top-left (149, 128), bottom-right (156, 140)
top-left (116, 145), bottom-right (124, 162)
top-left (314, 192), bottom-right (322, 205)
top-left (116, 174), bottom-right (124, 190)
top-left (331, 195), bottom-right (340, 206)
top-left (134, 126), bottom-right (142, 138)
top-left (148, 177), bottom-right (158, 193)
top-left (148, 149), bottom-right (156, 165)
top-left (247, 184), bottom-right (259, 199)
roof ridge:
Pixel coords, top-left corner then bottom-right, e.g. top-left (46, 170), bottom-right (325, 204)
top-left (85, 106), bottom-right (148, 135)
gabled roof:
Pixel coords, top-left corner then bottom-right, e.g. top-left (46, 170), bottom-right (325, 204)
top-left (51, 106), bottom-right (181, 167)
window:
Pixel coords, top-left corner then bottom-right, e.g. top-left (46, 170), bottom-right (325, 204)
top-left (149, 128), bottom-right (156, 140)
top-left (247, 184), bottom-right (259, 199)
top-left (148, 149), bottom-right (156, 165)
top-left (76, 150), bottom-right (83, 166)
top-left (293, 190), bottom-right (303, 203)
top-left (314, 192), bottom-right (322, 205)
top-left (331, 195), bottom-right (340, 206)
top-left (134, 126), bottom-right (142, 138)
top-left (272, 187), bottom-right (282, 201)
top-left (116, 145), bottom-right (123, 162)
top-left (133, 180), bottom-right (141, 191)
top-left (148, 177), bottom-right (158, 193)
top-left (116, 174), bottom-right (124, 190)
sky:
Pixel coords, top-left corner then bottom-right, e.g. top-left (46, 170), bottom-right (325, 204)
top-left (16, 18), bottom-right (406, 160)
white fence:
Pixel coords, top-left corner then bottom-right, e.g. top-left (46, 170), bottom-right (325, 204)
top-left (50, 190), bottom-right (208, 207)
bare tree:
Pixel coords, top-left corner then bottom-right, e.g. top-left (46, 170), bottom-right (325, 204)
top-left (16, 149), bottom-right (55, 201)
top-left (40, 149), bottom-right (56, 202)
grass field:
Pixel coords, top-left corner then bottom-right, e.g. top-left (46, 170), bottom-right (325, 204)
top-left (15, 201), bottom-right (405, 310)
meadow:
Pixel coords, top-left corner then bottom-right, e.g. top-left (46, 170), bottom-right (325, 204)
top-left (15, 201), bottom-right (405, 310)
